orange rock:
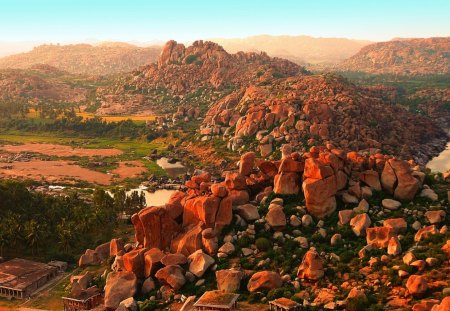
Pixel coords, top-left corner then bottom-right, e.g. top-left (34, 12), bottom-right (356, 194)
top-left (297, 249), bottom-right (324, 281)
top-left (216, 269), bottom-right (245, 293)
top-left (171, 223), bottom-right (204, 256)
top-left (381, 160), bottom-right (397, 194)
top-left (131, 213), bottom-right (145, 245)
top-left (414, 225), bottom-right (438, 242)
top-left (302, 175), bottom-right (337, 218)
top-left (304, 158), bottom-right (334, 179)
top-left (104, 271), bottom-right (137, 309)
top-left (211, 183), bottom-right (228, 197)
top-left (155, 265), bottom-right (186, 291)
top-left (412, 299), bottom-right (439, 311)
top-left (139, 206), bottom-right (181, 250)
top-left (247, 271), bottom-right (283, 292)
top-left (278, 157), bottom-right (304, 173)
top-left (161, 253), bottom-right (187, 266)
top-left (384, 218), bottom-right (407, 233)
top-left (123, 248), bottom-right (146, 278)
top-left (228, 189), bottom-right (250, 205)
top-left (191, 172), bottom-right (211, 184)
top-left (239, 152), bottom-right (255, 176)
top-left (110, 238), bottom-right (124, 257)
top-left (431, 297), bottom-right (450, 311)
top-left (144, 248), bottom-right (165, 277)
top-left (441, 239), bottom-right (450, 257)
top-left (366, 227), bottom-right (395, 248)
top-left (215, 196), bottom-right (233, 230)
top-left (225, 172), bottom-right (247, 190)
top-left (359, 170), bottom-right (382, 191)
top-left (406, 275), bottom-right (428, 296)
top-left (274, 172), bottom-right (301, 194)
top-left (257, 160), bottom-right (278, 178)
top-left (350, 213), bottom-right (371, 237)
top-left (194, 196), bottom-right (221, 228)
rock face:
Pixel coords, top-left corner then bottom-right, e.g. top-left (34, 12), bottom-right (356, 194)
top-left (104, 271), bottom-right (137, 310)
top-left (247, 271), bottom-right (283, 292)
top-left (297, 249), bottom-right (324, 281)
top-left (216, 269), bottom-right (245, 293)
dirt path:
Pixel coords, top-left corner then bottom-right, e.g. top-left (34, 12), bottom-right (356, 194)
top-left (0, 143), bottom-right (122, 157)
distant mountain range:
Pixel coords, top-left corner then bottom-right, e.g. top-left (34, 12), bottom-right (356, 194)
top-left (0, 42), bottom-right (161, 75)
top-left (210, 35), bottom-right (372, 65)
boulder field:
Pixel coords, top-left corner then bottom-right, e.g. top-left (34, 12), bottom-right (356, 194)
top-left (78, 146), bottom-right (449, 310)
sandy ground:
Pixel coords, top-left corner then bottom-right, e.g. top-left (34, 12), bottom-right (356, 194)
top-left (110, 160), bottom-right (147, 180)
top-left (0, 160), bottom-right (112, 185)
top-left (0, 143), bottom-right (123, 157)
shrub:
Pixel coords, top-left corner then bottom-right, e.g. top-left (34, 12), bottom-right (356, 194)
top-left (236, 235), bottom-right (252, 248)
top-left (185, 54), bottom-right (199, 64)
top-left (255, 237), bottom-right (272, 251)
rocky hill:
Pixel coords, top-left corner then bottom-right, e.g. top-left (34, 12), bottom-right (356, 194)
top-left (200, 74), bottom-right (447, 165)
top-left (406, 88), bottom-right (450, 129)
top-left (339, 37), bottom-right (450, 75)
top-left (212, 35), bottom-right (372, 65)
top-left (0, 65), bottom-right (88, 103)
top-left (0, 42), bottom-right (161, 75)
top-left (76, 147), bottom-right (450, 311)
top-left (96, 40), bottom-right (306, 115)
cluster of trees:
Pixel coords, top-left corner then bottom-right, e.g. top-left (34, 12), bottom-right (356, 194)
top-left (0, 99), bottom-right (29, 118)
top-left (0, 181), bottom-right (146, 262)
top-left (0, 109), bottom-right (159, 140)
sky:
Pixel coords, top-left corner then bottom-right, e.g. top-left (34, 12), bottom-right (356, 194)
top-left (0, 0), bottom-right (449, 43)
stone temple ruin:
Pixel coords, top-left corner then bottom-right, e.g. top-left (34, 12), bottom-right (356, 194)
top-left (0, 258), bottom-right (64, 299)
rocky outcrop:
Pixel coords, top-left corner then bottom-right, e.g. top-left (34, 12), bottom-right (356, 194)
top-left (104, 271), bottom-right (137, 310)
top-left (202, 74), bottom-right (446, 165)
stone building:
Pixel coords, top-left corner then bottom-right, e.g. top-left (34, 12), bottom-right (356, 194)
top-left (0, 258), bottom-right (58, 298)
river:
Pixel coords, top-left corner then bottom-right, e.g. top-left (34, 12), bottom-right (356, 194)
top-left (426, 129), bottom-right (450, 173)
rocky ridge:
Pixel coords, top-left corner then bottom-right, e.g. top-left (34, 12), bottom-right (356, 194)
top-left (95, 40), bottom-right (306, 115)
top-left (0, 65), bottom-right (88, 103)
top-left (78, 146), bottom-right (449, 310)
top-left (339, 37), bottom-right (450, 75)
top-left (201, 74), bottom-right (447, 165)
top-left (0, 42), bottom-right (161, 75)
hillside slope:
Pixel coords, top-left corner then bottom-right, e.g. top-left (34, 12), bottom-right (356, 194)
top-left (96, 40), bottom-right (307, 115)
top-left (0, 64), bottom-right (89, 103)
top-left (340, 37), bottom-right (450, 75)
top-left (0, 42), bottom-right (161, 75)
top-left (201, 74), bottom-right (447, 164)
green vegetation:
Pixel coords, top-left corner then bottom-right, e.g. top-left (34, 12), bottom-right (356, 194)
top-left (0, 180), bottom-right (145, 262)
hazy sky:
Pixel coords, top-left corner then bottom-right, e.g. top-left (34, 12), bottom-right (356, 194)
top-left (0, 0), bottom-right (449, 43)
